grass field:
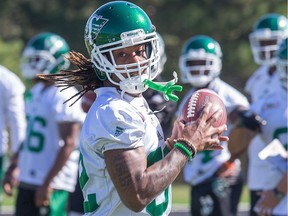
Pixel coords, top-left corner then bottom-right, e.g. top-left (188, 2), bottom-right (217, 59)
top-left (172, 183), bottom-right (250, 205)
top-left (0, 183), bottom-right (250, 207)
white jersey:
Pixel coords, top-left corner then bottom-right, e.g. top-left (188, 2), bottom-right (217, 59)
top-left (18, 82), bottom-right (85, 192)
top-left (79, 87), bottom-right (172, 216)
top-left (250, 86), bottom-right (287, 215)
top-left (177, 78), bottom-right (249, 185)
top-left (244, 65), bottom-right (280, 190)
top-left (0, 65), bottom-right (26, 156)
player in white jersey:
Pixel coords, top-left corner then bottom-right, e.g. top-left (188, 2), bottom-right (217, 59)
top-left (2, 32), bottom-right (85, 216)
top-left (245, 13), bottom-right (288, 216)
top-left (0, 65), bottom-right (26, 204)
top-left (177, 35), bottom-right (264, 216)
top-left (250, 38), bottom-right (288, 216)
top-left (38, 1), bottom-right (229, 215)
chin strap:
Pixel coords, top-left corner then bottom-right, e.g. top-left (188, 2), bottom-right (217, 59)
top-left (144, 71), bottom-right (183, 102)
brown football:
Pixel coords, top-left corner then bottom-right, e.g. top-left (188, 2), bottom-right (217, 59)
top-left (180, 88), bottom-right (227, 127)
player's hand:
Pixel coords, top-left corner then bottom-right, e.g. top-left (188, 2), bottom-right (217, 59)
top-left (254, 190), bottom-right (282, 216)
top-left (35, 184), bottom-right (53, 207)
top-left (165, 118), bottom-right (183, 150)
top-left (237, 109), bottom-right (266, 132)
top-left (2, 165), bottom-right (19, 196)
top-left (171, 103), bottom-right (229, 152)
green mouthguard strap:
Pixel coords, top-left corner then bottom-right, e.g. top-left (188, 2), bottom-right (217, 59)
top-left (144, 72), bottom-right (183, 102)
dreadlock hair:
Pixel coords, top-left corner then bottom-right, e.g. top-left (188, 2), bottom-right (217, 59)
top-left (37, 51), bottom-right (103, 106)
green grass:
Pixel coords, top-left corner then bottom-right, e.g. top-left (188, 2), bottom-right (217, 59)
top-left (1, 191), bottom-right (16, 206)
top-left (172, 183), bottom-right (250, 205)
top-left (0, 183), bottom-right (250, 207)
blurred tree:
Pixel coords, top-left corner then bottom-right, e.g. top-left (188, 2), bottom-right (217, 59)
top-left (0, 0), bottom-right (286, 94)
top-left (0, 38), bottom-right (23, 75)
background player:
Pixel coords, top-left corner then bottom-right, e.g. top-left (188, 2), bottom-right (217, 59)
top-left (244, 13), bottom-right (288, 216)
top-left (250, 37), bottom-right (287, 216)
top-left (177, 34), bottom-right (262, 216)
top-left (38, 1), bottom-right (229, 215)
top-left (0, 65), bottom-right (26, 206)
top-left (3, 32), bottom-right (85, 216)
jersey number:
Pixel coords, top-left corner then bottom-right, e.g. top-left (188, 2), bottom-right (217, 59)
top-left (25, 115), bottom-right (46, 152)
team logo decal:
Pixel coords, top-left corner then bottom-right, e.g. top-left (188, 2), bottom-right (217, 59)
top-left (85, 15), bottom-right (108, 45)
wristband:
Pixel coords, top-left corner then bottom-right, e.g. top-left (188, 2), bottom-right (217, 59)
top-left (176, 138), bottom-right (197, 157)
top-left (174, 143), bottom-right (193, 161)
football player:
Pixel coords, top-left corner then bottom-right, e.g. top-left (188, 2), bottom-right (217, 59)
top-left (245, 13), bottom-right (288, 216)
top-left (177, 35), bottom-right (258, 216)
top-left (251, 37), bottom-right (287, 216)
top-left (0, 65), bottom-right (26, 205)
top-left (3, 32), bottom-right (85, 216)
top-left (37, 1), bottom-right (229, 215)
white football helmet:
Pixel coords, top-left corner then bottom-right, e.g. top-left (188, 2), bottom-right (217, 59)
top-left (249, 13), bottom-right (288, 66)
top-left (21, 32), bottom-right (70, 79)
top-left (84, 1), bottom-right (160, 94)
top-left (179, 35), bottom-right (222, 88)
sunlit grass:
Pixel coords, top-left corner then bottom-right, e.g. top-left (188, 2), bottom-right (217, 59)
top-left (172, 183), bottom-right (250, 205)
top-left (0, 183), bottom-right (249, 208)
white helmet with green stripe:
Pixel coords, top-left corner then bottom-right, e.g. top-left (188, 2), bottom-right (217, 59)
top-left (249, 13), bottom-right (288, 65)
top-left (179, 35), bottom-right (222, 87)
top-left (21, 32), bottom-right (70, 79)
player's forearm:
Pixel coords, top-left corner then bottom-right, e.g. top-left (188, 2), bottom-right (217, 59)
top-left (43, 140), bottom-right (76, 187)
top-left (7, 98), bottom-right (26, 153)
top-left (105, 147), bottom-right (187, 212)
top-left (6, 151), bottom-right (19, 173)
top-left (43, 122), bottom-right (81, 186)
top-left (138, 147), bottom-right (187, 198)
top-left (275, 171), bottom-right (287, 195)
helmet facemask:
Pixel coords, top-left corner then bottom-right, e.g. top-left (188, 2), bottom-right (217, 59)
top-left (179, 49), bottom-right (221, 87)
top-left (152, 33), bottom-right (167, 78)
top-left (90, 29), bottom-right (160, 94)
top-left (276, 37), bottom-right (288, 90)
top-left (21, 49), bottom-right (69, 79)
top-left (277, 58), bottom-right (288, 90)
